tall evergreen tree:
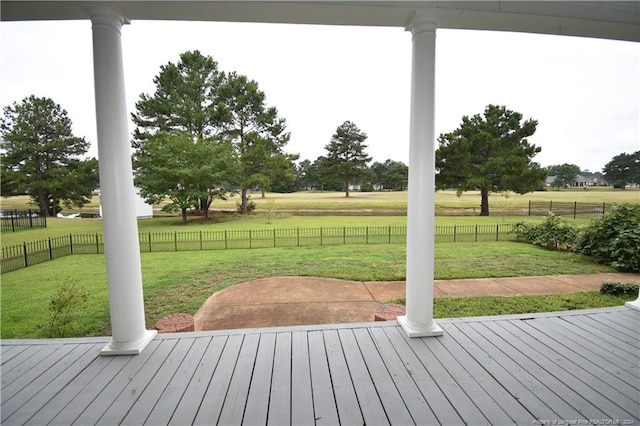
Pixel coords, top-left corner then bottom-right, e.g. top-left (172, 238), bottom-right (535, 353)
top-left (1, 95), bottom-right (98, 216)
top-left (323, 121), bottom-right (372, 197)
top-left (436, 105), bottom-right (546, 215)
top-left (131, 50), bottom-right (227, 217)
top-left (217, 72), bottom-right (293, 212)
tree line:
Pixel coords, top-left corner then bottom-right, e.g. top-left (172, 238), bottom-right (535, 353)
top-left (2, 52), bottom-right (638, 219)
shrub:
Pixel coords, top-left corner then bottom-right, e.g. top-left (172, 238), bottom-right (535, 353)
top-left (580, 204), bottom-right (640, 271)
top-left (513, 213), bottom-right (579, 250)
top-left (600, 280), bottom-right (640, 296)
top-left (41, 282), bottom-right (89, 338)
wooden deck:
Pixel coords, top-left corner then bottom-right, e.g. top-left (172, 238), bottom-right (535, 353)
top-left (2, 307), bottom-right (638, 425)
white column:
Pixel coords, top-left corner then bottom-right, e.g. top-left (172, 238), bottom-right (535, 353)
top-left (397, 10), bottom-right (443, 338)
top-left (91, 7), bottom-right (156, 355)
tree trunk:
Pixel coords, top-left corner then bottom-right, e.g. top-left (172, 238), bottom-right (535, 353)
top-left (241, 188), bottom-right (248, 214)
top-left (480, 189), bottom-right (490, 216)
top-left (36, 188), bottom-right (49, 216)
top-left (261, 188), bottom-right (266, 198)
top-left (181, 207), bottom-right (188, 223)
top-left (345, 179), bottom-right (350, 198)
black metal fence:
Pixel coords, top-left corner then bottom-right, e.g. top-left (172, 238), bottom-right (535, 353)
top-left (1, 224), bottom-right (517, 273)
top-left (528, 201), bottom-right (609, 218)
top-left (1, 209), bottom-right (47, 232)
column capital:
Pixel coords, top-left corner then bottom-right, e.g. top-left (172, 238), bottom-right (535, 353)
top-left (89, 6), bottom-right (129, 30)
top-left (405, 9), bottom-right (439, 37)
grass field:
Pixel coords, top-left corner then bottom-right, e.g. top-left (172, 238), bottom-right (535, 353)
top-left (1, 214), bottom-right (552, 247)
top-left (2, 187), bottom-right (638, 214)
top-left (1, 188), bottom-right (637, 339)
top-left (0, 241), bottom-right (624, 339)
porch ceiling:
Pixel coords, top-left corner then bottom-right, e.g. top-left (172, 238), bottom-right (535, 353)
top-left (1, 1), bottom-right (639, 42)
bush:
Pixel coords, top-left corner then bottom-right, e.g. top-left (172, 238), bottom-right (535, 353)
top-left (580, 204), bottom-right (640, 271)
top-left (513, 213), bottom-right (579, 250)
top-left (600, 280), bottom-right (640, 296)
top-left (41, 282), bottom-right (89, 338)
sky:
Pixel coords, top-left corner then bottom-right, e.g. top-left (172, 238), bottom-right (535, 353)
top-left (1, 19), bottom-right (638, 174)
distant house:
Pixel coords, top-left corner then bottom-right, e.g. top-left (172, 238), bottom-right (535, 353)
top-left (546, 175), bottom-right (608, 188)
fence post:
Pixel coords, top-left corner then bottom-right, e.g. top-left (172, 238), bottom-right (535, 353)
top-left (388, 225), bottom-right (391, 244)
top-left (48, 238), bottom-right (53, 260)
top-left (528, 200), bottom-right (531, 217)
top-left (366, 226), bottom-right (369, 244)
top-left (475, 224), bottom-right (478, 242)
top-left (273, 229), bottom-right (276, 248)
top-left (496, 224), bottom-right (499, 241)
top-left (454, 225), bottom-right (457, 243)
top-left (573, 201), bottom-right (577, 219)
top-left (174, 231), bottom-right (178, 251)
top-left (249, 229), bottom-right (252, 249)
top-left (602, 202), bottom-right (606, 215)
top-left (320, 227), bottom-right (323, 246)
top-left (297, 227), bottom-right (300, 247)
top-left (200, 231), bottom-right (203, 251)
top-left (225, 230), bottom-right (228, 249)
top-left (549, 200), bottom-right (553, 213)
top-left (149, 232), bottom-right (152, 252)
top-left (95, 233), bottom-right (100, 254)
top-left (69, 234), bottom-right (74, 254)
top-left (23, 242), bottom-right (28, 268)
top-left (343, 226), bottom-right (346, 245)
top-left (28, 209), bottom-right (33, 228)
top-left (11, 211), bottom-right (15, 232)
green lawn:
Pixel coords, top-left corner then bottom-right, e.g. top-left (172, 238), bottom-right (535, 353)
top-left (0, 241), bottom-right (622, 339)
top-left (2, 187), bottom-right (637, 214)
top-left (2, 188), bottom-right (637, 339)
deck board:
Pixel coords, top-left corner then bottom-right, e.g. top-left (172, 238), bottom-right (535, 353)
top-left (192, 334), bottom-right (243, 425)
top-left (337, 328), bottom-right (389, 426)
top-left (169, 336), bottom-right (225, 425)
top-left (145, 337), bottom-right (210, 425)
top-left (267, 332), bottom-right (292, 426)
top-left (1, 307), bottom-right (638, 426)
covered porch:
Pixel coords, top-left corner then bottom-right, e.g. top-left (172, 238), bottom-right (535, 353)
top-left (2, 307), bottom-right (639, 424)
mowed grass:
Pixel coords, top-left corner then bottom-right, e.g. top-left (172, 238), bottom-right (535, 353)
top-left (0, 241), bottom-right (620, 339)
top-left (0, 213), bottom-right (581, 247)
top-left (2, 187), bottom-right (638, 214)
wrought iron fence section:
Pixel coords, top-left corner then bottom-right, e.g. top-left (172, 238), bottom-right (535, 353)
top-left (528, 201), bottom-right (608, 218)
top-left (1, 209), bottom-right (47, 232)
top-left (0, 223), bottom-right (519, 274)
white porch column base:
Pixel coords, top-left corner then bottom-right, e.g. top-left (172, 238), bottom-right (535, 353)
top-left (100, 330), bottom-right (157, 356)
top-left (625, 293), bottom-right (640, 311)
top-left (401, 10), bottom-right (442, 338)
top-left (91, 7), bottom-right (155, 355)
top-left (397, 315), bottom-right (444, 338)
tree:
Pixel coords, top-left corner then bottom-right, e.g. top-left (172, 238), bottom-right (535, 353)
top-left (435, 104), bottom-right (546, 216)
top-left (1, 95), bottom-right (98, 216)
top-left (296, 159), bottom-right (314, 190)
top-left (323, 121), bottom-right (372, 197)
top-left (603, 151), bottom-right (640, 189)
top-left (131, 50), bottom-right (224, 148)
top-left (131, 50), bottom-right (226, 216)
top-left (217, 72), bottom-right (294, 212)
top-left (132, 132), bottom-right (238, 223)
top-left (547, 163), bottom-right (580, 190)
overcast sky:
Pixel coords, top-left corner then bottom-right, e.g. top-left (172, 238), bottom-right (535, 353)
top-left (1, 19), bottom-right (638, 173)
